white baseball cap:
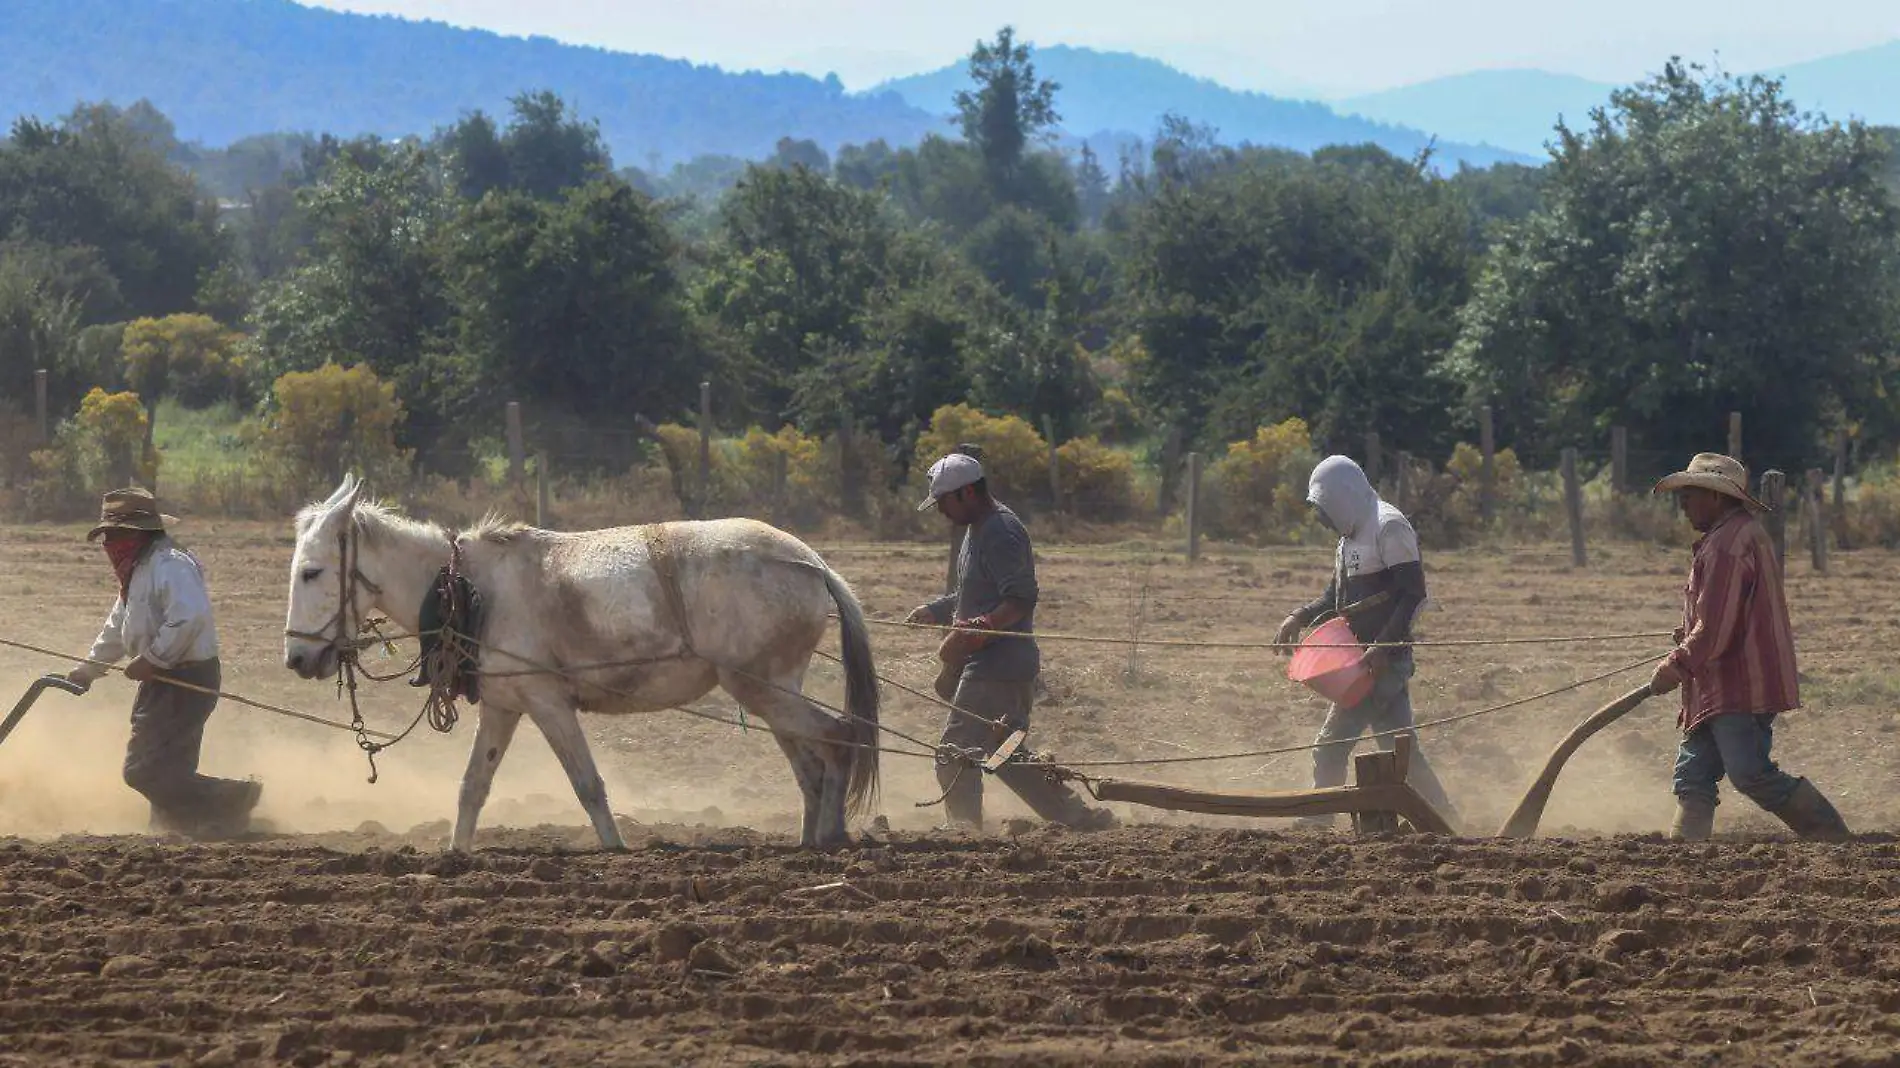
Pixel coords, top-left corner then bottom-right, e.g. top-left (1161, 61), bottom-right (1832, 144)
top-left (917, 453), bottom-right (984, 511)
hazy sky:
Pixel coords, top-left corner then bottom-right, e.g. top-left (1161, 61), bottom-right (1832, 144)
top-left (301, 0), bottom-right (1900, 98)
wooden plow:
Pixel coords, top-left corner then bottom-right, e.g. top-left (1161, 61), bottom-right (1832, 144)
top-left (1082, 735), bottom-right (1456, 836)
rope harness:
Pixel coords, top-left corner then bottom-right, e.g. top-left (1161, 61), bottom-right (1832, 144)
top-left (282, 528), bottom-right (482, 782)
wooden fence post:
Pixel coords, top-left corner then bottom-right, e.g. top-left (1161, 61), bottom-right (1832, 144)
top-left (1760, 470), bottom-right (1787, 572)
top-left (1728, 411), bottom-right (1742, 461)
top-left (1561, 447), bottom-right (1587, 568)
top-left (1041, 415), bottom-right (1061, 513)
top-left (1364, 431), bottom-right (1382, 486)
top-left (505, 401), bottom-right (525, 484)
top-left (1479, 404), bottom-right (1496, 523)
top-left (697, 381), bottom-right (712, 518)
top-left (1395, 451), bottom-right (1411, 512)
top-left (1610, 426), bottom-right (1628, 495)
top-left (34, 369), bottom-right (49, 444)
top-left (535, 452), bottom-right (550, 527)
top-left (1185, 452), bottom-right (1203, 563)
top-left (1806, 469), bottom-right (1828, 574)
top-left (1833, 429), bottom-right (1850, 551)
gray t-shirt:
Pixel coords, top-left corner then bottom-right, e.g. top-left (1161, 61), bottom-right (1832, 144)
top-left (928, 504), bottom-right (1040, 681)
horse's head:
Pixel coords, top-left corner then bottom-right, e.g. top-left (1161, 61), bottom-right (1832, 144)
top-left (284, 474), bottom-right (367, 679)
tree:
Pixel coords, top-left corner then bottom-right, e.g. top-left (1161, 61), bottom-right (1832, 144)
top-left (247, 146), bottom-right (452, 393)
top-left (445, 178), bottom-right (699, 426)
top-left (0, 103), bottom-right (230, 321)
top-left (121, 313), bottom-right (245, 409)
top-left (1075, 143), bottom-right (1110, 227)
top-left (1126, 145), bottom-right (1473, 454)
top-left (954, 27), bottom-right (1060, 203)
top-left (439, 92), bottom-right (612, 202)
top-left (697, 166), bottom-right (904, 422)
top-left (1445, 62), bottom-right (1900, 467)
top-left (252, 363), bottom-right (412, 495)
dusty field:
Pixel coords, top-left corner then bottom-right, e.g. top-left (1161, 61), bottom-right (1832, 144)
top-left (3, 516), bottom-right (1900, 1064)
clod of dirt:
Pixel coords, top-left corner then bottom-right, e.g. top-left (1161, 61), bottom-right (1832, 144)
top-left (654, 922), bottom-right (708, 963)
top-left (1591, 880), bottom-right (1656, 912)
top-left (528, 858), bottom-right (565, 882)
top-left (1514, 874), bottom-right (1548, 902)
top-left (1596, 929), bottom-right (1653, 958)
top-left (581, 941), bottom-right (622, 978)
top-left (99, 955), bottom-right (162, 979)
top-left (688, 939), bottom-right (742, 975)
top-left (354, 821), bottom-right (389, 836)
top-left (977, 935), bottom-right (1059, 972)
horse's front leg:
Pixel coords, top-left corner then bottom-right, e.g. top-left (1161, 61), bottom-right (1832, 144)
top-left (453, 704), bottom-right (523, 852)
top-left (524, 693), bottom-right (626, 851)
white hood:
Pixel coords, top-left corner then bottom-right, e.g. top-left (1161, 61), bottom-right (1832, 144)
top-left (1307, 455), bottom-right (1380, 539)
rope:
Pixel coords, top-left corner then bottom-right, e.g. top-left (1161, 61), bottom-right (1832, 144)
top-left (1054, 653), bottom-right (1662, 772)
top-left (850, 616), bottom-right (1674, 651)
top-left (0, 636), bottom-right (399, 742)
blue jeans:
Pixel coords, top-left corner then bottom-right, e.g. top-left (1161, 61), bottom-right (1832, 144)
top-left (1673, 712), bottom-right (1801, 810)
top-left (1311, 652), bottom-right (1458, 824)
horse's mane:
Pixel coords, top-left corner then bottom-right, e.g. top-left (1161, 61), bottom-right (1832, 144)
top-left (296, 498), bottom-right (537, 546)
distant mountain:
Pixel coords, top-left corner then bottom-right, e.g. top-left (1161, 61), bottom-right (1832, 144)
top-left (0, 0), bottom-right (938, 165)
top-left (875, 46), bottom-right (1533, 171)
top-left (1334, 44), bottom-right (1900, 159)
top-left (1338, 71), bottom-right (1616, 159)
top-left (1769, 41), bottom-right (1900, 126)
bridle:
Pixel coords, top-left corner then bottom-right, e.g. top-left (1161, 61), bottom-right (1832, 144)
top-left (282, 518), bottom-right (470, 784)
top-left (284, 526), bottom-right (383, 659)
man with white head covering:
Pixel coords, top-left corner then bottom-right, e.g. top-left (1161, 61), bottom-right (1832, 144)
top-left (1649, 452), bottom-right (1848, 841)
top-left (1275, 455), bottom-right (1459, 829)
top-left (906, 452), bottom-right (1114, 832)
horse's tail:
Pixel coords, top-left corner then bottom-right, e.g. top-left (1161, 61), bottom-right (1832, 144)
top-left (821, 564), bottom-right (881, 816)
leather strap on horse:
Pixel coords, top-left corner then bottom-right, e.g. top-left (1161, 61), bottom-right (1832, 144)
top-left (410, 533), bottom-right (484, 734)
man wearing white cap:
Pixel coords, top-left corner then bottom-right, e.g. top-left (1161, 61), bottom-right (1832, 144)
top-left (906, 453), bottom-right (1115, 832)
top-left (1650, 452), bottom-right (1848, 841)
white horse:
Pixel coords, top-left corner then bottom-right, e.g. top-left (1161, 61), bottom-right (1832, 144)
top-left (280, 475), bottom-right (881, 851)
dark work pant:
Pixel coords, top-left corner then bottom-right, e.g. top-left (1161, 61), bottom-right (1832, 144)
top-left (936, 674), bottom-right (1099, 829)
top-left (124, 659), bottom-right (252, 832)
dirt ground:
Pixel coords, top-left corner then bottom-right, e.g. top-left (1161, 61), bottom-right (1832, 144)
top-left (3, 517), bottom-right (1900, 1064)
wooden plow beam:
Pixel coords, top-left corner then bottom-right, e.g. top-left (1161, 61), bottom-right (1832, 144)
top-left (1086, 735), bottom-right (1456, 836)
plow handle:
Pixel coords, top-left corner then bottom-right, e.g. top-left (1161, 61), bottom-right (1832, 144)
top-left (0, 674), bottom-right (89, 749)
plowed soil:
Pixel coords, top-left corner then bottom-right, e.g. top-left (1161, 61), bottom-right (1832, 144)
top-left (3, 518), bottom-right (1899, 1064)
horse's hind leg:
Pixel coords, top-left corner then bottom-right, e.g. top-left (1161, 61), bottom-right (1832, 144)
top-left (771, 733), bottom-right (824, 847)
top-left (524, 696), bottom-right (626, 851)
top-left (723, 670), bottom-right (847, 849)
top-left (452, 704), bottom-right (522, 852)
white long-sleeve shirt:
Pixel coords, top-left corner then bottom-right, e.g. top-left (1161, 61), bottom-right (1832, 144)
top-left (76, 537), bottom-right (220, 681)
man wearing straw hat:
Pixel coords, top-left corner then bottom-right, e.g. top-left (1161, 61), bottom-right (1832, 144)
top-left (906, 452), bottom-right (1115, 833)
top-left (65, 488), bottom-right (262, 838)
top-left (1650, 453), bottom-right (1848, 841)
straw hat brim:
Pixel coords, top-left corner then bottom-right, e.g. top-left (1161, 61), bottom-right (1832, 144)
top-left (87, 514), bottom-right (177, 541)
top-left (1653, 472), bottom-right (1766, 512)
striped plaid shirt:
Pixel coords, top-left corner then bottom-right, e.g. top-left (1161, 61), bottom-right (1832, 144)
top-left (1666, 509), bottom-right (1799, 731)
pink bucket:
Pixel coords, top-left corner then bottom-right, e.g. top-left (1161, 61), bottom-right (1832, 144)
top-left (1287, 616), bottom-right (1374, 707)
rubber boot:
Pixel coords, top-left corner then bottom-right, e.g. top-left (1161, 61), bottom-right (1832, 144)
top-left (1670, 794), bottom-right (1715, 842)
top-left (1767, 777), bottom-right (1850, 842)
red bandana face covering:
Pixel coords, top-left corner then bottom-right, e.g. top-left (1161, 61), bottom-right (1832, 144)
top-left (104, 534), bottom-right (154, 597)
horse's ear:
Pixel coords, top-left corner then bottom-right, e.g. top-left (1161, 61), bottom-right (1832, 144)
top-left (319, 474), bottom-right (355, 511)
top-left (338, 475), bottom-right (365, 515)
